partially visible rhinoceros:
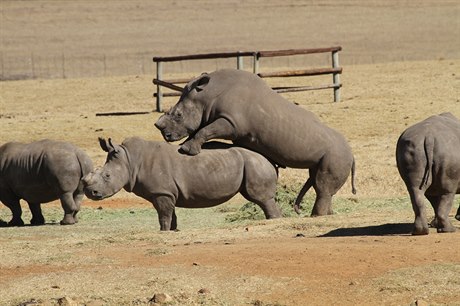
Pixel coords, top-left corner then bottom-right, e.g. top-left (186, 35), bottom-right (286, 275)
top-left (82, 137), bottom-right (282, 231)
top-left (155, 69), bottom-right (356, 216)
top-left (0, 139), bottom-right (93, 226)
top-left (396, 112), bottom-right (460, 235)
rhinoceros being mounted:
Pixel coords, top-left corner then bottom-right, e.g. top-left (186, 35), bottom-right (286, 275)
top-left (0, 139), bottom-right (93, 226)
top-left (82, 137), bottom-right (281, 231)
top-left (396, 112), bottom-right (460, 235)
top-left (155, 69), bottom-right (356, 216)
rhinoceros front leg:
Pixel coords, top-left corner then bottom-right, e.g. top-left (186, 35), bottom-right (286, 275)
top-left (28, 202), bottom-right (45, 225)
top-left (59, 192), bottom-right (78, 225)
top-left (2, 196), bottom-right (24, 226)
top-left (152, 195), bottom-right (177, 231)
top-left (180, 118), bottom-right (236, 155)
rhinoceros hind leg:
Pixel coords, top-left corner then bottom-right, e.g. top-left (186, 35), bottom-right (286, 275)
top-left (293, 177), bottom-right (313, 215)
top-left (252, 198), bottom-right (282, 219)
top-left (408, 187), bottom-right (429, 235)
top-left (28, 202), bottom-right (45, 225)
top-left (310, 158), bottom-right (349, 217)
top-left (152, 195), bottom-right (176, 231)
top-left (434, 193), bottom-right (456, 233)
top-left (310, 193), bottom-right (333, 217)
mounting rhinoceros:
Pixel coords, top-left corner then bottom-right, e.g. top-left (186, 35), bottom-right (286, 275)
top-left (396, 112), bottom-right (460, 235)
top-left (0, 139), bottom-right (93, 226)
top-left (82, 137), bottom-right (281, 231)
top-left (155, 69), bottom-right (356, 216)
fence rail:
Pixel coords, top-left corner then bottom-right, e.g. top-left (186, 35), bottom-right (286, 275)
top-left (152, 46), bottom-right (342, 112)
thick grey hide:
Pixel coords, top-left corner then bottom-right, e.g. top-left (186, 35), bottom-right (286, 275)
top-left (396, 112), bottom-right (460, 235)
top-left (83, 137), bottom-right (281, 231)
top-left (0, 139), bottom-right (93, 226)
top-left (155, 69), bottom-right (356, 216)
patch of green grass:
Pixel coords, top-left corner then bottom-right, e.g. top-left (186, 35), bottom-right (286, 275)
top-left (225, 184), bottom-right (308, 223)
top-left (224, 184), bottom-right (415, 224)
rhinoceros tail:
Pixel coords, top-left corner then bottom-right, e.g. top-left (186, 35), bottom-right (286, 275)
top-left (294, 177), bottom-right (313, 214)
top-left (351, 157), bottom-right (357, 195)
top-left (420, 136), bottom-right (434, 190)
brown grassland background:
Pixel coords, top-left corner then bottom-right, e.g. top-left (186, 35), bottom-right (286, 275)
top-left (1, 1), bottom-right (460, 305)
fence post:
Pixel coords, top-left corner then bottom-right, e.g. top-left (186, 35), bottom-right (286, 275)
top-left (156, 61), bottom-right (163, 112)
top-left (253, 52), bottom-right (259, 74)
top-left (237, 52), bottom-right (244, 70)
top-left (332, 50), bottom-right (340, 102)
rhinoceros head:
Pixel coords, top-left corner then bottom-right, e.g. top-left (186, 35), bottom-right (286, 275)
top-left (83, 138), bottom-right (131, 200)
top-left (155, 73), bottom-right (211, 142)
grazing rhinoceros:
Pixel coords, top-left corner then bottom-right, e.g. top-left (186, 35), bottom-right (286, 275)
top-left (82, 137), bottom-right (282, 231)
top-left (0, 139), bottom-right (93, 226)
top-left (396, 112), bottom-right (460, 235)
top-left (154, 69), bottom-right (356, 216)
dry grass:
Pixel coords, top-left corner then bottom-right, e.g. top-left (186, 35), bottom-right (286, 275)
top-left (4, 59), bottom-right (458, 197)
top-left (1, 60), bottom-right (460, 305)
top-left (1, 1), bottom-right (460, 305)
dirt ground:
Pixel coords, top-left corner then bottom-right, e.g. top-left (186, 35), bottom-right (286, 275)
top-left (1, 1), bottom-right (460, 306)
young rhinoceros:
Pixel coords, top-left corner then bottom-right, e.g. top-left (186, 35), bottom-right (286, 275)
top-left (82, 137), bottom-right (282, 231)
top-left (0, 139), bottom-right (93, 226)
top-left (396, 112), bottom-right (460, 235)
top-left (154, 69), bottom-right (356, 217)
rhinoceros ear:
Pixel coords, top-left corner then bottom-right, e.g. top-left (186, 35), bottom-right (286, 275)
top-left (195, 73), bottom-right (210, 92)
top-left (98, 137), bottom-right (110, 152)
top-left (98, 137), bottom-right (115, 153)
top-left (108, 138), bottom-right (120, 153)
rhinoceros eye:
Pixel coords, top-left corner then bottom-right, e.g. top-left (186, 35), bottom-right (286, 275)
top-left (174, 112), bottom-right (183, 122)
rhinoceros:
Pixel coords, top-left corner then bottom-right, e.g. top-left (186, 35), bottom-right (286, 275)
top-left (154, 69), bottom-right (356, 216)
top-left (0, 139), bottom-right (93, 226)
top-left (82, 137), bottom-right (282, 231)
top-left (396, 112), bottom-right (460, 235)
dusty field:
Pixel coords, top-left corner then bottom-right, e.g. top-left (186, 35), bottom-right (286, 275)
top-left (1, 1), bottom-right (460, 306)
top-left (1, 0), bottom-right (459, 79)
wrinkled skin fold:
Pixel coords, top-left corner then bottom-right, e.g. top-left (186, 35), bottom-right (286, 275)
top-left (83, 137), bottom-right (282, 231)
top-left (155, 69), bottom-right (356, 216)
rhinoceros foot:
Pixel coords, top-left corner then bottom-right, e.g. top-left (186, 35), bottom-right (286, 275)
top-left (436, 225), bottom-right (456, 233)
top-left (60, 216), bottom-right (76, 225)
top-left (180, 140), bottom-right (202, 156)
top-left (412, 227), bottom-right (429, 235)
top-left (8, 218), bottom-right (25, 227)
top-left (30, 216), bottom-right (45, 226)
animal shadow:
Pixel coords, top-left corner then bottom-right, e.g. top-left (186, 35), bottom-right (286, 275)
top-left (320, 223), bottom-right (414, 237)
top-left (0, 219), bottom-right (60, 228)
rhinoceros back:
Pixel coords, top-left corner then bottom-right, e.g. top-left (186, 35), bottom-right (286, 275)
top-left (0, 140), bottom-right (92, 203)
top-left (206, 69), bottom-right (352, 168)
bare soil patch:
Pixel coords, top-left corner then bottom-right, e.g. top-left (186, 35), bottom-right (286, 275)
top-left (1, 1), bottom-right (460, 305)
